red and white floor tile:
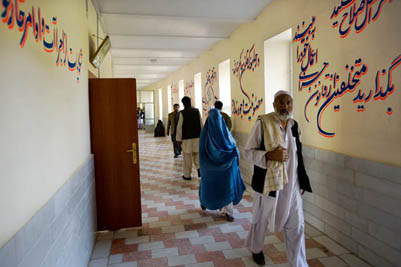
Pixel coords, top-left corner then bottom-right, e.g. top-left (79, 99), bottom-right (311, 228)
top-left (88, 132), bottom-right (371, 267)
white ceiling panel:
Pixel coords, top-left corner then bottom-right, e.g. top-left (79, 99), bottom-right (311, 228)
top-left (110, 35), bottom-right (224, 50)
top-left (112, 49), bottom-right (200, 59)
top-left (102, 13), bottom-right (249, 37)
top-left (114, 65), bottom-right (181, 73)
top-left (93, 0), bottom-right (274, 88)
top-left (95, 0), bottom-right (273, 19)
top-left (111, 73), bottom-right (167, 80)
top-left (112, 57), bottom-right (193, 66)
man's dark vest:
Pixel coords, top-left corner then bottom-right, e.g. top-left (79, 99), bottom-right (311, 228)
top-left (181, 107), bottom-right (201, 140)
top-left (173, 111), bottom-right (179, 135)
top-left (251, 120), bottom-right (312, 196)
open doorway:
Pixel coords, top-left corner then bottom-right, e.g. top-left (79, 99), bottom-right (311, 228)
top-left (218, 59), bottom-right (231, 116)
top-left (137, 90), bottom-right (155, 132)
top-left (194, 73), bottom-right (202, 118)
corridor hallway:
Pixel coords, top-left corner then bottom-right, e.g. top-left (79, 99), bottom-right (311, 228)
top-left (88, 132), bottom-right (371, 267)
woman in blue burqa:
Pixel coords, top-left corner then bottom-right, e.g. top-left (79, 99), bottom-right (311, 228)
top-left (199, 108), bottom-right (245, 222)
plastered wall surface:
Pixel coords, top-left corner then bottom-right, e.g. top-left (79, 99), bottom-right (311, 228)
top-left (0, 0), bottom-right (111, 248)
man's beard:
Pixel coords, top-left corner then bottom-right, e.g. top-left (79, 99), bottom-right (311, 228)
top-left (274, 108), bottom-right (292, 121)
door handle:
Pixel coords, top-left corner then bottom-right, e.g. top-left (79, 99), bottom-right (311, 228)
top-left (126, 142), bottom-right (137, 164)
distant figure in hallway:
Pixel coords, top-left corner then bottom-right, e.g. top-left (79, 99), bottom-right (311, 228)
top-left (154, 120), bottom-right (166, 137)
top-left (167, 103), bottom-right (181, 158)
top-left (137, 107), bottom-right (145, 129)
top-left (214, 101), bottom-right (232, 131)
top-left (176, 96), bottom-right (202, 180)
top-left (198, 108), bottom-right (245, 222)
top-left (244, 90), bottom-right (312, 266)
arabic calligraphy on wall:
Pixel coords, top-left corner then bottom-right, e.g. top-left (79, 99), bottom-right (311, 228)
top-left (1, 0), bottom-right (83, 82)
top-left (171, 84), bottom-right (178, 105)
top-left (231, 44), bottom-right (263, 121)
top-left (330, 0), bottom-right (394, 38)
top-left (294, 14), bottom-right (400, 138)
top-left (185, 80), bottom-right (194, 99)
top-left (202, 68), bottom-right (218, 117)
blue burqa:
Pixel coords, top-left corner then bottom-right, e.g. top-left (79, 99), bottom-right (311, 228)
top-left (199, 109), bottom-right (245, 210)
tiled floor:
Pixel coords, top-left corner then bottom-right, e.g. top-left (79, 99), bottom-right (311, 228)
top-left (88, 132), bottom-right (371, 267)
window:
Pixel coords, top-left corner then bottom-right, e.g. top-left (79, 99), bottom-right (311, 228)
top-left (264, 28), bottom-right (292, 114)
top-left (194, 72), bottom-right (202, 117)
top-left (167, 85), bottom-right (172, 113)
top-left (158, 88), bottom-right (163, 120)
top-left (218, 59), bottom-right (231, 115)
top-left (178, 80), bottom-right (184, 104)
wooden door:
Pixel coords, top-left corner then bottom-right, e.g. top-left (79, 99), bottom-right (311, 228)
top-left (89, 78), bottom-right (142, 231)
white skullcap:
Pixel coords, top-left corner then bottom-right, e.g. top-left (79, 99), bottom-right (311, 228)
top-left (274, 90), bottom-right (292, 100)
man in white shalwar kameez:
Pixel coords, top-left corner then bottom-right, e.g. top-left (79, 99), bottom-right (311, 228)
top-left (244, 90), bottom-right (312, 266)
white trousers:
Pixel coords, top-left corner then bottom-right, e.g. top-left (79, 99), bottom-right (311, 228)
top-left (182, 139), bottom-right (200, 178)
top-left (220, 203), bottom-right (233, 216)
top-left (246, 192), bottom-right (308, 267)
top-left (183, 152), bottom-right (199, 177)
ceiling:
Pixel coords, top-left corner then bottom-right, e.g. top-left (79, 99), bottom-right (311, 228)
top-left (92, 0), bottom-right (274, 89)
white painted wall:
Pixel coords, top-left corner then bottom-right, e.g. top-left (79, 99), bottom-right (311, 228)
top-left (0, 0), bottom-right (111, 248)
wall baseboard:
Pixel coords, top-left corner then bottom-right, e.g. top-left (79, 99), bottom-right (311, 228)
top-left (0, 155), bottom-right (97, 267)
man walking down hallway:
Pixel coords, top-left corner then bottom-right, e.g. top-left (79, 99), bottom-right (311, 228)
top-left (167, 103), bottom-right (181, 158)
top-left (176, 96), bottom-right (202, 180)
top-left (244, 90), bottom-right (312, 266)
